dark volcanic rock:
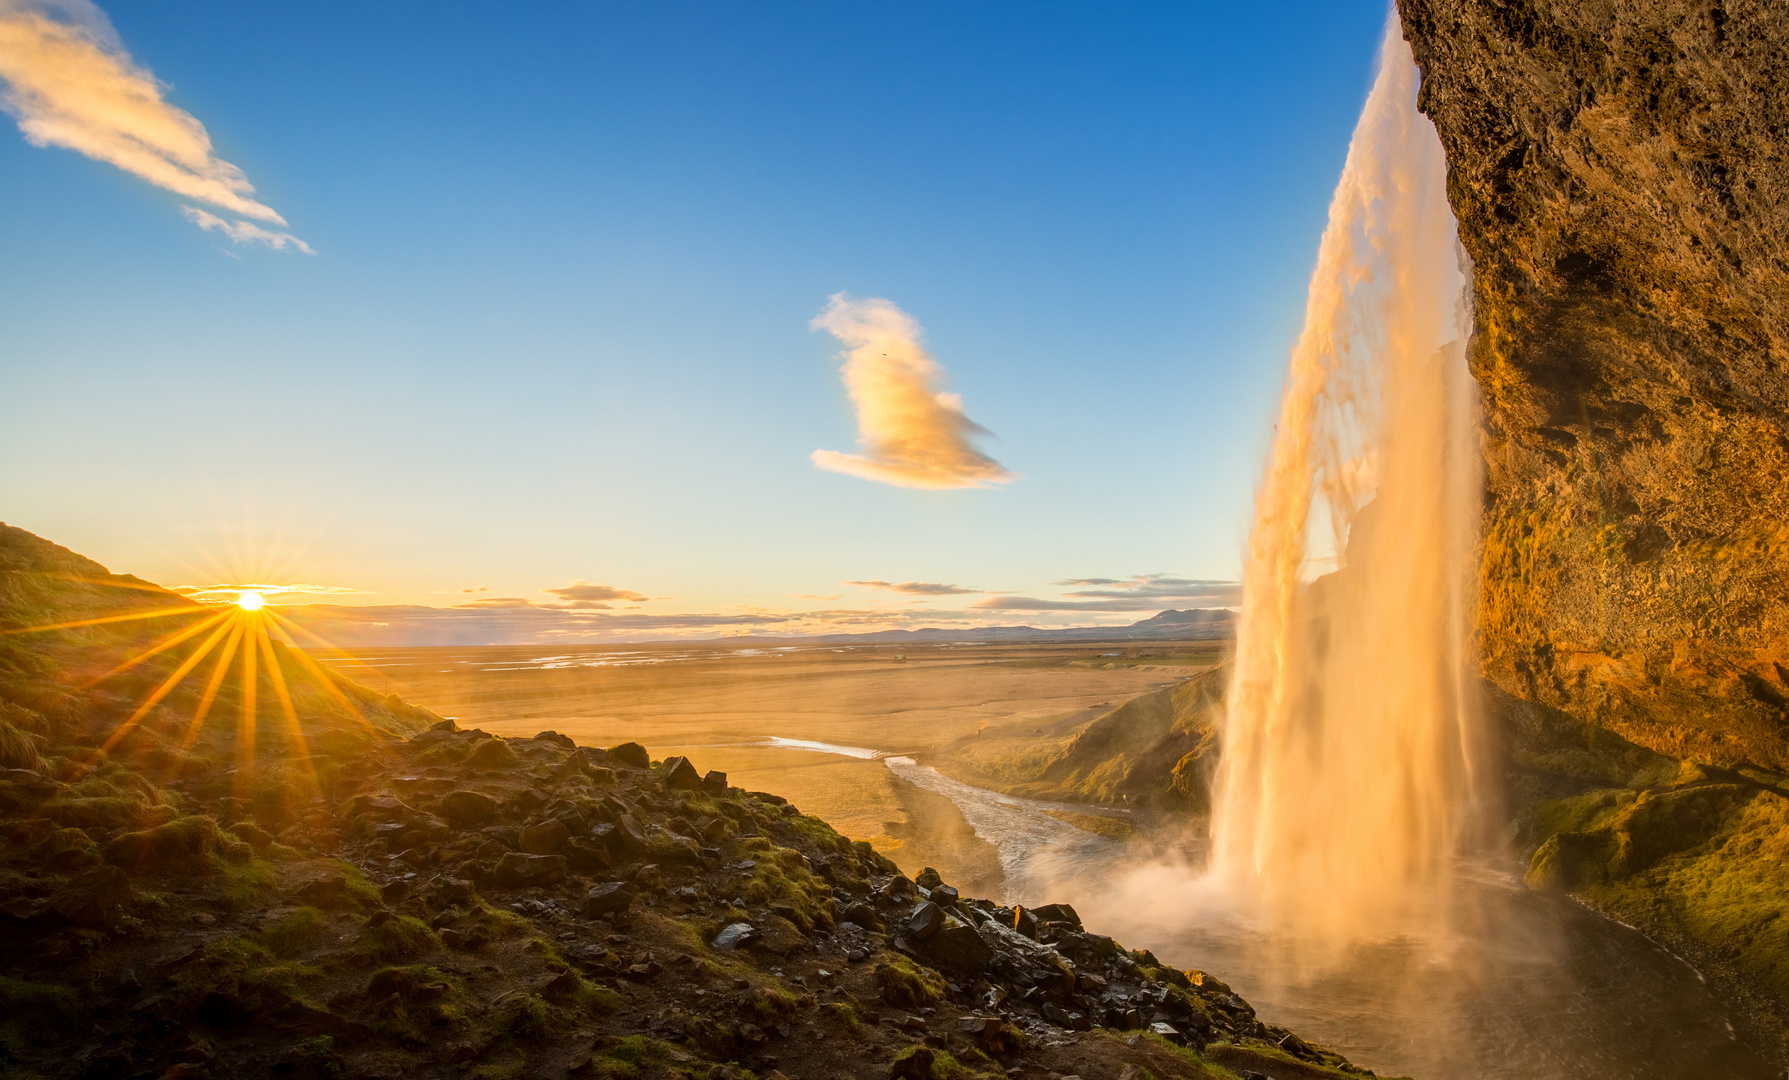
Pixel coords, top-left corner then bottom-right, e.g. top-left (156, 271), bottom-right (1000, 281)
top-left (606, 742), bottom-right (651, 769)
top-left (492, 852), bottom-right (566, 887)
top-left (580, 881), bottom-right (637, 917)
top-left (440, 789), bottom-right (498, 826)
top-left (660, 756), bottom-right (704, 791)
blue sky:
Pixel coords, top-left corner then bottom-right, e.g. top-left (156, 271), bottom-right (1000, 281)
top-left (0, 0), bottom-right (1390, 641)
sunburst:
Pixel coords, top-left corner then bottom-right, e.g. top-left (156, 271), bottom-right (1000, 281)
top-left (5, 577), bottom-right (377, 795)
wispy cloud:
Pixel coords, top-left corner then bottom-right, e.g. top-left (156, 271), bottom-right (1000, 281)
top-left (810, 293), bottom-right (1015, 490)
top-left (847, 579), bottom-right (980, 596)
top-left (183, 206), bottom-right (312, 253)
top-left (0, 0), bottom-right (309, 248)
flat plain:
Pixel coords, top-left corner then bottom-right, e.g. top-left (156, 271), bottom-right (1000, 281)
top-left (315, 639), bottom-right (1217, 886)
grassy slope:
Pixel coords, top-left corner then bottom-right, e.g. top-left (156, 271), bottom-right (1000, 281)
top-left (0, 524), bottom-right (1377, 1080)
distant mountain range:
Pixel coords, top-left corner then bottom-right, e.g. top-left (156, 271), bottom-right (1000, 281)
top-left (807, 608), bottom-right (1235, 644)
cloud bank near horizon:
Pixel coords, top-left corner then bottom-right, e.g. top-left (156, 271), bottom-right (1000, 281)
top-left (269, 598), bottom-right (1232, 648)
top-left (974, 574), bottom-right (1241, 612)
top-left (0, 0), bottom-right (310, 250)
top-left (810, 294), bottom-right (1015, 490)
top-left (846, 579), bottom-right (979, 596)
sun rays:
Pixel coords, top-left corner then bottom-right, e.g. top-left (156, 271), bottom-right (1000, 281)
top-left (6, 577), bottom-right (373, 793)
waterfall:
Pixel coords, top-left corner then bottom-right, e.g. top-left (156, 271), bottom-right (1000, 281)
top-left (1207, 21), bottom-right (1483, 944)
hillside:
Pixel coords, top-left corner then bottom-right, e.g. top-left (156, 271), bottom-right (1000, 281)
top-left (0, 524), bottom-right (1373, 1080)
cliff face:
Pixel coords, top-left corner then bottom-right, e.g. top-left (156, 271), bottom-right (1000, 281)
top-left (1399, 0), bottom-right (1789, 768)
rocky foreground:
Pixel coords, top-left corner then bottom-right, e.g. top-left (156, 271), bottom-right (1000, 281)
top-left (0, 524), bottom-right (1376, 1080)
top-left (0, 729), bottom-right (1375, 1080)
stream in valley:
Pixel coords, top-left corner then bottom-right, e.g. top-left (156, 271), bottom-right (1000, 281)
top-left (764, 737), bottom-right (1786, 1080)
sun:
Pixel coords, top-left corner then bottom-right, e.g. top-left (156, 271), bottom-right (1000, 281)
top-left (236, 590), bottom-right (265, 611)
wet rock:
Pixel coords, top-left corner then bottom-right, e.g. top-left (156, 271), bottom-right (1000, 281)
top-left (1149, 1021), bottom-right (1184, 1044)
top-left (50, 865), bottom-right (131, 927)
top-left (914, 867), bottom-right (944, 890)
top-left (1011, 906), bottom-right (1040, 940)
top-left (702, 770), bottom-right (728, 794)
top-left (1057, 932), bottom-right (1121, 967)
top-left (712, 922), bottom-right (756, 950)
top-left (519, 818), bottom-right (570, 855)
top-left (440, 790), bottom-right (497, 826)
top-left (1031, 902), bottom-right (1081, 928)
top-left (581, 881), bottom-right (637, 918)
top-left (661, 756), bottom-right (704, 791)
top-left (607, 742), bottom-right (651, 769)
top-left (904, 901), bottom-right (945, 942)
top-left (492, 852), bottom-right (566, 888)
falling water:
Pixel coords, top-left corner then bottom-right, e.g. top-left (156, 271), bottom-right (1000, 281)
top-left (1208, 23), bottom-right (1483, 944)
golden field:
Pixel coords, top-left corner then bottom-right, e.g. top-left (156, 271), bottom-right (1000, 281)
top-left (317, 639), bottom-right (1217, 886)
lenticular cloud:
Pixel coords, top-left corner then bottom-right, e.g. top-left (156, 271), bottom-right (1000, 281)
top-left (0, 0), bottom-right (310, 251)
top-left (810, 293), bottom-right (1015, 491)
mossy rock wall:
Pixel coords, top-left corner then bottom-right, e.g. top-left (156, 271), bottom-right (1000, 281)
top-left (1400, 2), bottom-right (1789, 769)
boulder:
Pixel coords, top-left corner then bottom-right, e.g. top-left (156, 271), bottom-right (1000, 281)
top-left (921, 921), bottom-right (993, 976)
top-left (1011, 906), bottom-right (1040, 940)
top-left (595, 815), bottom-right (648, 859)
top-left (712, 922), bottom-right (756, 950)
top-left (647, 825), bottom-right (702, 862)
top-left (49, 865), bottom-right (131, 926)
top-left (904, 901), bottom-right (945, 942)
top-left (1030, 902), bottom-right (1081, 929)
top-left (466, 739), bottom-right (518, 769)
top-left (440, 790), bottom-right (498, 827)
top-left (580, 881), bottom-right (637, 918)
top-left (750, 914), bottom-right (809, 956)
top-left (606, 742), bottom-right (652, 769)
top-left (888, 1045), bottom-right (935, 1080)
top-left (564, 837), bottom-right (612, 874)
top-left (915, 867), bottom-right (944, 890)
top-left (519, 818), bottom-right (570, 855)
top-left (1057, 932), bottom-right (1121, 966)
top-left (661, 756), bottom-right (704, 791)
top-left (532, 731), bottom-right (575, 749)
top-left (841, 902), bottom-right (885, 931)
top-left (493, 852), bottom-right (566, 888)
top-left (702, 770), bottom-right (729, 794)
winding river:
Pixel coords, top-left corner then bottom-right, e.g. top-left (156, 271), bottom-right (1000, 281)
top-left (761, 736), bottom-right (1785, 1080)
